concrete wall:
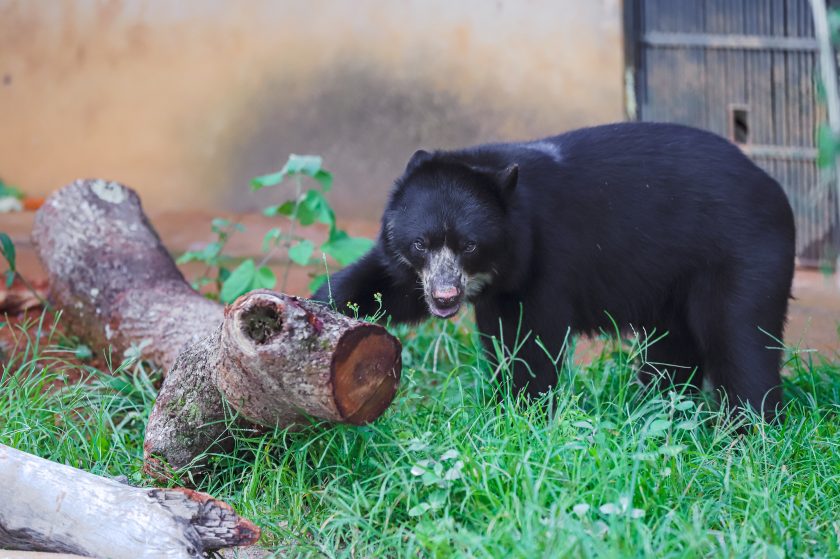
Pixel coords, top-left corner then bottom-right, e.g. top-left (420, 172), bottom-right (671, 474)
top-left (0, 0), bottom-right (623, 219)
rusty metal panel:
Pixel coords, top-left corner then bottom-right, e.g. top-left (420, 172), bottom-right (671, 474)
top-left (630, 0), bottom-right (836, 265)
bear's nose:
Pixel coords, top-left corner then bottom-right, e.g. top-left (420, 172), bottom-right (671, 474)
top-left (432, 285), bottom-right (461, 306)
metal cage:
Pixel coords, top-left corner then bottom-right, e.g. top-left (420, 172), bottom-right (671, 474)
top-left (624, 0), bottom-right (838, 266)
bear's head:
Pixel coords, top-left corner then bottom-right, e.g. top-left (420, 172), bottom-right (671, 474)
top-left (382, 149), bottom-right (518, 318)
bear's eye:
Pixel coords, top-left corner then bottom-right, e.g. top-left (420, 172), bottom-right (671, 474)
top-left (412, 239), bottom-right (427, 253)
top-left (463, 241), bottom-right (477, 253)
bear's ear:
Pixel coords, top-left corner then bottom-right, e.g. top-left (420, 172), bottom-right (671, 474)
top-left (405, 149), bottom-right (433, 174)
top-left (494, 164), bottom-right (519, 198)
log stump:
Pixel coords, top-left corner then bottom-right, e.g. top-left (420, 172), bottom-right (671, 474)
top-left (32, 179), bottom-right (402, 479)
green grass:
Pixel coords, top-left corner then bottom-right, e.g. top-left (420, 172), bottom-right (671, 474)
top-left (1, 312), bottom-right (839, 558)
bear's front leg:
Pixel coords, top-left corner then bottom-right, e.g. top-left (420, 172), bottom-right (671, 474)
top-left (313, 246), bottom-right (430, 324)
top-left (474, 296), bottom-right (571, 398)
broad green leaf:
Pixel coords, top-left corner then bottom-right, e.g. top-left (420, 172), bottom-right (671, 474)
top-left (440, 449), bottom-right (459, 461)
top-left (313, 169), bottom-right (333, 192)
top-left (647, 419), bottom-right (672, 436)
top-left (408, 503), bottom-right (430, 517)
top-left (74, 344), bottom-right (93, 361)
top-left (262, 228), bottom-right (283, 253)
top-left (255, 266), bottom-right (276, 290)
top-left (177, 242), bottom-right (223, 265)
top-left (251, 155), bottom-right (330, 191)
top-left (422, 471), bottom-right (439, 486)
top-left (289, 240), bottom-right (315, 266)
top-left (674, 400), bottom-right (695, 411)
top-left (428, 490), bottom-right (448, 509)
top-left (327, 228), bottom-right (348, 243)
top-left (675, 419), bottom-right (698, 431)
top-left (263, 200), bottom-right (296, 217)
top-left (0, 232), bottom-right (16, 269)
top-left (4, 270), bottom-right (13, 289)
top-left (285, 154), bottom-right (323, 176)
top-left (0, 180), bottom-right (23, 200)
top-left (298, 190), bottom-right (335, 228)
top-left (251, 171), bottom-right (285, 191)
top-left (220, 259), bottom-right (256, 303)
top-left (292, 200), bottom-right (320, 226)
top-left (322, 234), bottom-right (374, 266)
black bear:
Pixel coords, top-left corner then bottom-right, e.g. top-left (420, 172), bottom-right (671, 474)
top-left (313, 122), bottom-right (796, 419)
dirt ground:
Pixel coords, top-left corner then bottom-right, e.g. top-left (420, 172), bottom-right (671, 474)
top-left (4, 209), bottom-right (839, 359)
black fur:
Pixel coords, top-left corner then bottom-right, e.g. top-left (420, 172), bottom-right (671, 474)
top-left (313, 122), bottom-right (796, 419)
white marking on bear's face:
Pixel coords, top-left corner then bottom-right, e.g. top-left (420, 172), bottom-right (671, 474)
top-left (420, 248), bottom-right (495, 317)
top-left (421, 248), bottom-right (462, 318)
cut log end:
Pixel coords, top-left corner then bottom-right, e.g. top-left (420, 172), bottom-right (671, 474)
top-left (222, 291), bottom-right (401, 425)
top-left (332, 325), bottom-right (402, 424)
top-left (151, 487), bottom-right (261, 549)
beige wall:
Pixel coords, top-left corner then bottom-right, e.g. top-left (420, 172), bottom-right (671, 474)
top-left (0, 0), bottom-right (623, 219)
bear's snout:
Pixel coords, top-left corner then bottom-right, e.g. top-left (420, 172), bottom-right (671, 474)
top-left (432, 285), bottom-right (462, 307)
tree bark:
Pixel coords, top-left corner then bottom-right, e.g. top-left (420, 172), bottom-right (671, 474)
top-left (0, 444), bottom-right (260, 558)
top-left (32, 179), bottom-right (402, 479)
top-left (32, 179), bottom-right (223, 371)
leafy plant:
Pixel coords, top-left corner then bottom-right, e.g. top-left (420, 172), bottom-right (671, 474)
top-left (0, 232), bottom-right (49, 308)
top-left (179, 155), bottom-right (373, 304)
top-left (0, 232), bottom-right (16, 288)
top-left (0, 178), bottom-right (24, 200)
top-left (176, 218), bottom-right (247, 299)
top-left (251, 154), bottom-right (374, 294)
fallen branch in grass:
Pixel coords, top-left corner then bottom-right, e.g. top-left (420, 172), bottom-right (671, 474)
top-left (0, 443), bottom-right (260, 558)
top-left (32, 179), bottom-right (401, 479)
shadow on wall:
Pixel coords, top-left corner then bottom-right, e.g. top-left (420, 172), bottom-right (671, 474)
top-left (223, 62), bottom-right (536, 220)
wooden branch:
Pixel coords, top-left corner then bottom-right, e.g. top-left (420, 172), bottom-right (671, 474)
top-left (0, 444), bottom-right (259, 558)
top-left (32, 179), bottom-right (223, 371)
top-left (32, 179), bottom-right (401, 479)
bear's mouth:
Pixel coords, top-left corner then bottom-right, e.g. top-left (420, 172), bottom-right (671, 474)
top-left (428, 298), bottom-right (462, 318)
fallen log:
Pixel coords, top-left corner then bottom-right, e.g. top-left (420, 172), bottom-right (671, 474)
top-left (0, 443), bottom-right (260, 558)
top-left (32, 179), bottom-right (401, 478)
